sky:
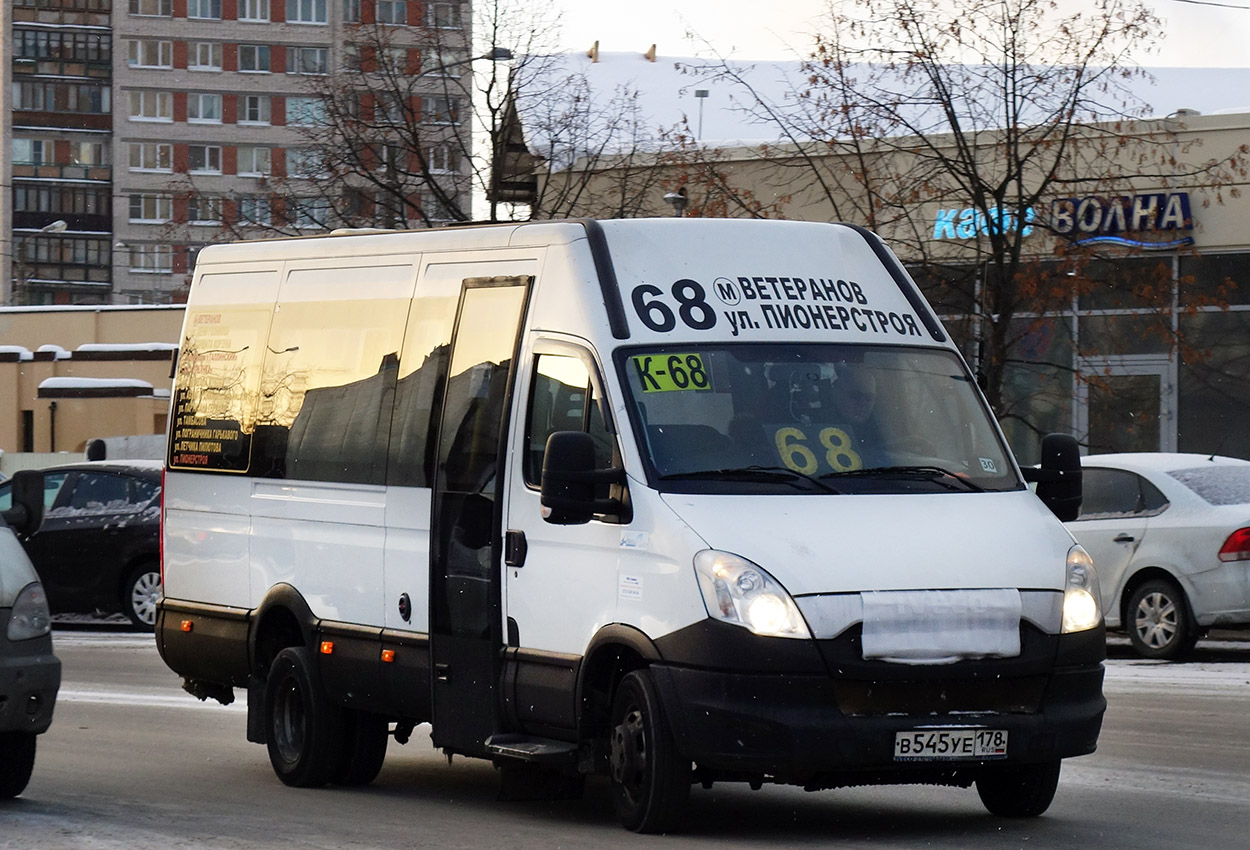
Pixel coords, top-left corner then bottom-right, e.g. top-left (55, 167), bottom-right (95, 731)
top-left (550, 0), bottom-right (1250, 67)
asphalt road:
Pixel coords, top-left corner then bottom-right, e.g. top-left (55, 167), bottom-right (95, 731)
top-left (4, 630), bottom-right (1249, 849)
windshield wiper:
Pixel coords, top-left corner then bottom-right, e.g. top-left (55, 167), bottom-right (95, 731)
top-left (659, 465), bottom-right (841, 494)
top-left (818, 465), bottom-right (986, 492)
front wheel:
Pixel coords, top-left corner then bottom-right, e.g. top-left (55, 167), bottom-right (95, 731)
top-left (976, 760), bottom-right (1061, 817)
top-left (608, 669), bottom-right (691, 833)
top-left (1126, 579), bottom-right (1198, 660)
top-left (264, 647), bottom-right (345, 787)
top-left (122, 563), bottom-right (162, 630)
top-left (0, 732), bottom-right (37, 799)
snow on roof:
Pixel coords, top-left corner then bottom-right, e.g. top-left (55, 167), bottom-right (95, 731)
top-left (36, 344), bottom-right (72, 360)
top-left (38, 377), bottom-right (155, 391)
top-left (515, 51), bottom-right (1250, 167)
top-left (76, 342), bottom-right (180, 352)
top-left (0, 346), bottom-right (34, 361)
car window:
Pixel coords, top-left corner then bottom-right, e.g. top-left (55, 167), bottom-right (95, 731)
top-left (57, 472), bottom-right (134, 515)
top-left (524, 353), bottom-right (615, 490)
top-left (1168, 466), bottom-right (1250, 506)
top-left (0, 473), bottom-right (67, 511)
top-left (1077, 468), bottom-right (1167, 519)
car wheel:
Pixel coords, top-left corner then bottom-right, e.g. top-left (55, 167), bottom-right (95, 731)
top-left (976, 760), bottom-right (1061, 817)
top-left (0, 732), bottom-right (37, 799)
top-left (608, 669), bottom-right (690, 833)
top-left (332, 710), bottom-right (388, 786)
top-left (122, 563), bottom-right (162, 631)
top-left (264, 647), bottom-right (345, 787)
top-left (1126, 579), bottom-right (1198, 660)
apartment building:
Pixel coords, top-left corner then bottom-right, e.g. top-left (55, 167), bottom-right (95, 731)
top-left (6, 0), bottom-right (114, 306)
top-left (114, 0), bottom-right (471, 304)
top-left (4, 1), bottom-right (472, 306)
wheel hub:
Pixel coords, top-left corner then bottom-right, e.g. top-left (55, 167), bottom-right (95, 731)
top-left (609, 708), bottom-right (647, 792)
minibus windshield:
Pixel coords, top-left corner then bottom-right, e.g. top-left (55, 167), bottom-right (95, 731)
top-left (619, 343), bottom-right (1021, 495)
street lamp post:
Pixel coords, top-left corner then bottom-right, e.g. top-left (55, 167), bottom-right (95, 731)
top-left (11, 219), bottom-right (68, 306)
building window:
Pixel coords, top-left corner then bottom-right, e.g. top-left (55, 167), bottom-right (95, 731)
top-left (290, 197), bottom-right (331, 229)
top-left (238, 0), bottom-right (269, 21)
top-left (423, 96), bottom-right (459, 124)
top-left (129, 90), bottom-right (173, 121)
top-left (425, 50), bottom-right (465, 76)
top-left (129, 0), bottom-right (172, 15)
top-left (14, 185), bottom-right (109, 215)
top-left (376, 0), bottom-right (405, 24)
top-left (188, 144), bottom-right (222, 173)
top-left (187, 195), bottom-right (223, 224)
top-left (130, 142), bottom-right (173, 171)
top-left (426, 2), bottom-right (461, 28)
top-left (189, 42), bottom-right (223, 71)
top-left (239, 44), bottom-right (271, 72)
top-left (15, 81), bottom-right (109, 113)
top-left (128, 244), bottom-right (173, 273)
top-left (286, 0), bottom-right (327, 24)
top-left (12, 139), bottom-right (55, 165)
top-left (70, 142), bottom-right (108, 166)
top-left (286, 46), bottom-right (328, 75)
top-left (343, 0), bottom-right (360, 22)
top-left (287, 96), bottom-right (327, 126)
top-left (237, 146), bottom-right (272, 175)
top-left (188, 93), bottom-right (223, 123)
top-left (287, 148), bottom-right (325, 177)
top-left (129, 193), bottom-right (173, 223)
top-left (239, 196), bottom-right (271, 225)
top-left (15, 30), bottom-right (111, 63)
top-left (187, 0), bottom-right (222, 19)
top-left (428, 143), bottom-right (460, 173)
top-left (240, 95), bottom-right (271, 124)
top-left (128, 39), bottom-right (173, 68)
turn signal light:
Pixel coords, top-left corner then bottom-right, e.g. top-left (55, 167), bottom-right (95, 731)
top-left (1218, 527), bottom-right (1250, 562)
top-left (181, 620), bottom-right (193, 632)
top-left (381, 649), bottom-right (395, 663)
top-left (320, 641), bottom-right (334, 655)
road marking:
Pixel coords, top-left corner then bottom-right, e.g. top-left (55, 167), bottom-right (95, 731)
top-left (58, 687), bottom-right (246, 711)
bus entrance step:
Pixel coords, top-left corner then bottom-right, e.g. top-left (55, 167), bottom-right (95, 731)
top-left (485, 733), bottom-right (579, 765)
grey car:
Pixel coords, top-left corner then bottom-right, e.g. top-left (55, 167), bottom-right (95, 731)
top-left (0, 471), bottom-right (61, 799)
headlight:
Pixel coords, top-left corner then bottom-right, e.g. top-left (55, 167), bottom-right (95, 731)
top-left (1062, 545), bottom-right (1102, 633)
top-left (693, 550), bottom-right (811, 639)
top-left (7, 581), bottom-right (52, 641)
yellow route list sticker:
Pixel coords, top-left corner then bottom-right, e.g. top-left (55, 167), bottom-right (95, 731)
top-left (631, 353), bottom-right (711, 393)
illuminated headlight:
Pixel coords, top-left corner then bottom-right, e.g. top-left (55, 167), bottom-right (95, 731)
top-left (1062, 545), bottom-right (1102, 633)
top-left (693, 550), bottom-right (811, 639)
top-left (7, 582), bottom-right (52, 641)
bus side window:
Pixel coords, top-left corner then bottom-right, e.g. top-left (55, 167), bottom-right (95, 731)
top-left (524, 353), bottom-right (614, 489)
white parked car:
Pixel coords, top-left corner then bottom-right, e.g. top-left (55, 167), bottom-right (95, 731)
top-left (1065, 453), bottom-right (1250, 659)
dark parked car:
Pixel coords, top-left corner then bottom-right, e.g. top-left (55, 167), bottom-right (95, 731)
top-left (0, 460), bottom-right (162, 629)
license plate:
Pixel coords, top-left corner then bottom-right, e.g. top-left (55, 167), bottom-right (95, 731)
top-left (893, 728), bottom-right (1008, 761)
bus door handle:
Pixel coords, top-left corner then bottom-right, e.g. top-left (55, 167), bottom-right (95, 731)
top-left (505, 529), bottom-right (527, 567)
top-left (1113, 534), bottom-right (1135, 543)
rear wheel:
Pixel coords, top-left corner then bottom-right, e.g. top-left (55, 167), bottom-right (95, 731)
top-left (264, 647), bottom-right (345, 787)
top-left (0, 732), bottom-right (37, 799)
top-left (608, 669), bottom-right (690, 833)
top-left (976, 760), bottom-right (1061, 817)
top-left (122, 562), bottom-right (162, 631)
top-left (1126, 579), bottom-right (1198, 660)
top-left (332, 710), bottom-right (389, 786)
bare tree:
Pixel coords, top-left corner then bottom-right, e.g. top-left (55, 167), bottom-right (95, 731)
top-left (687, 0), bottom-right (1249, 445)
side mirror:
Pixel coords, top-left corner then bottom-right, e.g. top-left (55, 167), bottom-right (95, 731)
top-left (1, 469), bottom-right (46, 539)
top-left (1021, 433), bottom-right (1082, 522)
top-left (540, 431), bottom-right (624, 525)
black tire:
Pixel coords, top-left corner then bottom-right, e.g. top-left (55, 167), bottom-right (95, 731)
top-left (1126, 579), bottom-right (1198, 660)
top-left (264, 647), bottom-right (345, 787)
top-left (0, 732), bottom-right (37, 799)
top-left (976, 760), bottom-right (1061, 817)
top-left (332, 710), bottom-right (389, 786)
top-left (608, 669), bottom-right (691, 833)
top-left (122, 562), bottom-right (162, 631)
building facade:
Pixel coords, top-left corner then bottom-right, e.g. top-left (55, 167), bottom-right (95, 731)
top-left (5, 0), bottom-right (473, 306)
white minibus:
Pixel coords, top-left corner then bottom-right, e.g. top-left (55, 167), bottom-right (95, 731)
top-left (157, 219), bottom-right (1102, 832)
